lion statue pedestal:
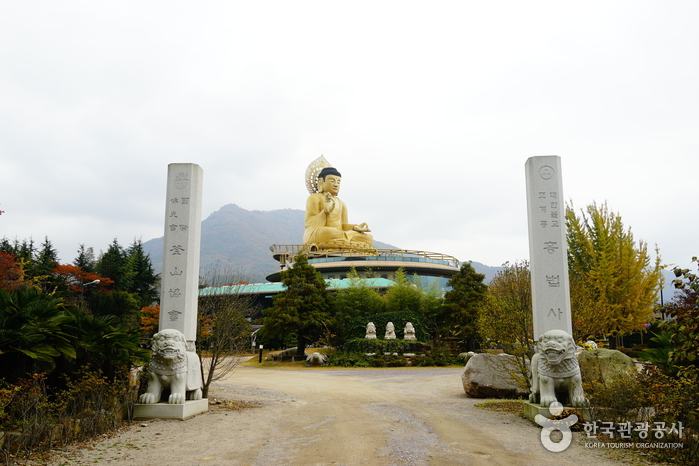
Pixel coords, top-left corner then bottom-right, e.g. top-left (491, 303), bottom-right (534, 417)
top-left (134, 329), bottom-right (208, 420)
top-left (524, 329), bottom-right (589, 423)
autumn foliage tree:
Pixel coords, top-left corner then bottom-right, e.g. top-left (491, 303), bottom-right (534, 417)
top-left (0, 251), bottom-right (25, 291)
top-left (477, 261), bottom-right (533, 357)
top-left (566, 202), bottom-right (663, 343)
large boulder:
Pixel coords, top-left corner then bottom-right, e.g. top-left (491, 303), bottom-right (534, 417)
top-left (462, 353), bottom-right (529, 398)
top-left (577, 348), bottom-right (636, 382)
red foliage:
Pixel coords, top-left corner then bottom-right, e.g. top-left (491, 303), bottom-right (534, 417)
top-left (140, 305), bottom-right (160, 340)
top-left (52, 264), bottom-right (113, 293)
top-left (0, 251), bottom-right (24, 291)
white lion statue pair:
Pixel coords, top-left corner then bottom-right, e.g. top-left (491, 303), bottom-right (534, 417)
top-left (139, 329), bottom-right (202, 404)
top-left (529, 329), bottom-right (587, 408)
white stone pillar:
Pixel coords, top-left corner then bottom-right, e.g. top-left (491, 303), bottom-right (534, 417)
top-left (159, 163), bottom-right (203, 347)
top-left (525, 156), bottom-right (572, 340)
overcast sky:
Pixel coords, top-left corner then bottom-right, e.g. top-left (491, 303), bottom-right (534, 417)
top-left (1, 1), bottom-right (697, 275)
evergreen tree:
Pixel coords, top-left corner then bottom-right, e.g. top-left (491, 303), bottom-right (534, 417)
top-left (436, 262), bottom-right (488, 351)
top-left (35, 237), bottom-right (62, 292)
top-left (263, 254), bottom-right (331, 356)
top-left (74, 244), bottom-right (96, 273)
top-left (87, 290), bottom-right (141, 332)
top-left (566, 202), bottom-right (663, 341)
top-left (127, 239), bottom-right (159, 307)
top-left (96, 239), bottom-right (135, 292)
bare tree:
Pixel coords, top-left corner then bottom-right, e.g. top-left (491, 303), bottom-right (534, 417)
top-left (197, 265), bottom-right (258, 398)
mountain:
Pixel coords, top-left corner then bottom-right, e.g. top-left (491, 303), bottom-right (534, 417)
top-left (143, 204), bottom-right (401, 282)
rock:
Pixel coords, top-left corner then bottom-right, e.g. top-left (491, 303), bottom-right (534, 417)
top-left (577, 348), bottom-right (635, 382)
top-left (462, 353), bottom-right (529, 398)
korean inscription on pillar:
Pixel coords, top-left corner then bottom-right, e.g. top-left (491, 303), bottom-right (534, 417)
top-left (536, 166), bottom-right (563, 296)
top-left (526, 156), bottom-right (573, 337)
top-left (163, 172), bottom-right (191, 323)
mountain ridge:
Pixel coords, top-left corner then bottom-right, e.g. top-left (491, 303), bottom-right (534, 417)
top-left (142, 203), bottom-right (502, 283)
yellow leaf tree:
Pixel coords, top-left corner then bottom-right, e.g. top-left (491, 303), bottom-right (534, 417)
top-left (566, 202), bottom-right (663, 344)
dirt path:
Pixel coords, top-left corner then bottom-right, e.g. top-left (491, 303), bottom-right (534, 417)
top-left (47, 365), bottom-right (650, 466)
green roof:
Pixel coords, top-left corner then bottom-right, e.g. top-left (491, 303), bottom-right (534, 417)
top-left (199, 277), bottom-right (395, 296)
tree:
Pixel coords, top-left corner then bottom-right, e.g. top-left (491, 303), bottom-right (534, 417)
top-left (126, 239), bottom-right (159, 308)
top-left (477, 261), bottom-right (533, 358)
top-left (197, 266), bottom-right (256, 398)
top-left (96, 239), bottom-right (135, 292)
top-left (434, 262), bottom-right (488, 351)
top-left (566, 202), bottom-right (663, 342)
top-left (263, 254), bottom-right (331, 357)
top-left (0, 251), bottom-right (25, 291)
top-left (0, 286), bottom-right (76, 380)
top-left (140, 305), bottom-right (160, 341)
top-left (330, 267), bottom-right (385, 347)
top-left (34, 237), bottom-right (62, 291)
top-left (87, 291), bottom-right (141, 332)
top-left (384, 268), bottom-right (423, 314)
top-left (63, 306), bottom-right (149, 381)
top-left (51, 264), bottom-right (112, 306)
top-left (665, 257), bottom-right (699, 376)
top-left (74, 244), bottom-right (97, 273)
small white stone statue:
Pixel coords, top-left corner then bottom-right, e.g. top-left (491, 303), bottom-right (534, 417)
top-left (384, 322), bottom-right (396, 340)
top-left (365, 322), bottom-right (377, 339)
top-left (139, 328), bottom-right (203, 404)
top-left (529, 329), bottom-right (586, 408)
top-left (306, 352), bottom-right (328, 366)
top-left (403, 322), bottom-right (416, 340)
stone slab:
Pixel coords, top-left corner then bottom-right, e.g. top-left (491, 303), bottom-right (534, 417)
top-left (523, 401), bottom-right (591, 423)
top-left (133, 399), bottom-right (209, 421)
top-left (160, 163), bottom-right (204, 344)
top-left (525, 155), bottom-right (573, 339)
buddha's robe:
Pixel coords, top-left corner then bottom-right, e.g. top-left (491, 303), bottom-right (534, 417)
top-left (303, 193), bottom-right (373, 246)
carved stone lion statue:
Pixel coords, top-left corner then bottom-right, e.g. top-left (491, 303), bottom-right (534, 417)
top-left (529, 329), bottom-right (586, 408)
top-left (139, 329), bottom-right (202, 404)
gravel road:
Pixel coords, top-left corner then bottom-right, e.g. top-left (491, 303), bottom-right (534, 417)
top-left (45, 365), bottom-right (653, 466)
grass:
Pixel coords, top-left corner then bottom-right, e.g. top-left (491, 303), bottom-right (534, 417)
top-left (475, 399), bottom-right (524, 415)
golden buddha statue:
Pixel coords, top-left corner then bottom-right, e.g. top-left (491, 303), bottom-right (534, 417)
top-left (303, 161), bottom-right (373, 250)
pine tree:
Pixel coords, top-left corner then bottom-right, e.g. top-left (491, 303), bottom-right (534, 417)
top-left (263, 254), bottom-right (331, 356)
top-left (126, 239), bottom-right (159, 308)
top-left (74, 244), bottom-right (96, 273)
top-left (96, 239), bottom-right (135, 292)
top-left (35, 237), bottom-right (62, 292)
top-left (438, 262), bottom-right (488, 350)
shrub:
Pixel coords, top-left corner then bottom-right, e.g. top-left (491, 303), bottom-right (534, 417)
top-left (0, 368), bottom-right (143, 465)
top-left (348, 311), bottom-right (429, 342)
top-left (582, 364), bottom-right (699, 464)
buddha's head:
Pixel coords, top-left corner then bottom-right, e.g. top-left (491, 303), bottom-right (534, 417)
top-left (317, 167), bottom-right (341, 195)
